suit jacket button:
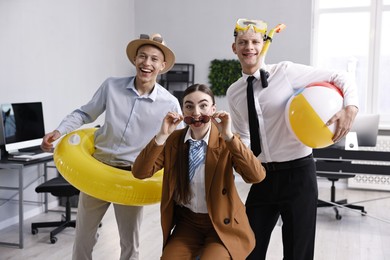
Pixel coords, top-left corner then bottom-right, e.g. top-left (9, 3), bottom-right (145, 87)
top-left (224, 218), bottom-right (230, 224)
top-left (222, 188), bottom-right (227, 195)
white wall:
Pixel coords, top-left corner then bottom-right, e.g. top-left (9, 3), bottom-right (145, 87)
top-left (0, 0), bottom-right (135, 131)
top-left (0, 0), bottom-right (312, 226)
top-left (135, 0), bottom-right (313, 86)
top-left (0, 0), bottom-right (135, 228)
top-left (1, 0), bottom-right (313, 132)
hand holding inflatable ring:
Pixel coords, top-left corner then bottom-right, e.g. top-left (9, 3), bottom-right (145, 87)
top-left (54, 128), bottom-right (163, 206)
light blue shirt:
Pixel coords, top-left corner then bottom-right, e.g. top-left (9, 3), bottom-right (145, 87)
top-left (56, 76), bottom-right (183, 167)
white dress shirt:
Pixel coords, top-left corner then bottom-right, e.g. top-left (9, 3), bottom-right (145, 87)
top-left (181, 126), bottom-right (211, 214)
top-left (227, 61), bottom-right (359, 163)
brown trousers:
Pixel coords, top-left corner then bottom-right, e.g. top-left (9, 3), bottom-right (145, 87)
top-left (161, 206), bottom-right (231, 260)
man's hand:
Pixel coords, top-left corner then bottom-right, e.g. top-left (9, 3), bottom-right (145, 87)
top-left (41, 130), bottom-right (61, 152)
top-left (326, 105), bottom-right (359, 143)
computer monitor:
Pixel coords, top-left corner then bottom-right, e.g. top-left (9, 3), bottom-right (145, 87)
top-left (1, 102), bottom-right (46, 153)
top-left (0, 111), bottom-right (6, 158)
top-left (332, 113), bottom-right (380, 148)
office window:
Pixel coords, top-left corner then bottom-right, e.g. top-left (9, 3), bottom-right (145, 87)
top-left (313, 0), bottom-right (390, 128)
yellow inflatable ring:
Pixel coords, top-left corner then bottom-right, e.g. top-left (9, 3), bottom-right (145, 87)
top-left (53, 128), bottom-right (163, 206)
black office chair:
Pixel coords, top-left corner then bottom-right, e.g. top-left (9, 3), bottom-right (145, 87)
top-left (317, 172), bottom-right (367, 220)
top-left (31, 175), bottom-right (79, 244)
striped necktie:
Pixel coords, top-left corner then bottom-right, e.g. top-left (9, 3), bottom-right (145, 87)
top-left (188, 139), bottom-right (205, 181)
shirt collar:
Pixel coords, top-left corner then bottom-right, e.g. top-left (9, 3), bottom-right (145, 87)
top-left (128, 77), bottom-right (158, 101)
top-left (184, 125), bottom-right (211, 145)
top-left (243, 69), bottom-right (261, 82)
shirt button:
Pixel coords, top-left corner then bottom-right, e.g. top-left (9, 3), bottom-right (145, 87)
top-left (222, 188), bottom-right (227, 195)
top-left (224, 218), bottom-right (230, 224)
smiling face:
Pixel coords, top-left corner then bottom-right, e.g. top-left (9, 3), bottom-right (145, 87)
top-left (183, 90), bottom-right (216, 139)
top-left (232, 29), bottom-right (264, 75)
top-left (134, 45), bottom-right (166, 85)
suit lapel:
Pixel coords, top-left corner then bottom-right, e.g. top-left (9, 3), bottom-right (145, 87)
top-left (166, 128), bottom-right (188, 201)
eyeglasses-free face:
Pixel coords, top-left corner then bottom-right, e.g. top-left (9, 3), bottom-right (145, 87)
top-left (234, 18), bottom-right (267, 36)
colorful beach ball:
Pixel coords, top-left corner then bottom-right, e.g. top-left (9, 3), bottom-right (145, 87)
top-left (285, 82), bottom-right (344, 148)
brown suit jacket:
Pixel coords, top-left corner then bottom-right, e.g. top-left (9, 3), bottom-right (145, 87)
top-left (133, 124), bottom-right (266, 259)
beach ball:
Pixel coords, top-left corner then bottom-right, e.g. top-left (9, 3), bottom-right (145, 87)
top-left (285, 82), bottom-right (344, 148)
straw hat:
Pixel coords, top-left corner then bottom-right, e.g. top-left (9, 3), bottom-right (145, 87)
top-left (126, 33), bottom-right (175, 74)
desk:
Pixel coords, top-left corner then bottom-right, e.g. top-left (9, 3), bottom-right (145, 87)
top-left (313, 147), bottom-right (390, 176)
top-left (314, 147), bottom-right (390, 221)
top-left (0, 156), bottom-right (53, 248)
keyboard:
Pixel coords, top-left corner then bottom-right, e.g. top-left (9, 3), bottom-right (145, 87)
top-left (18, 145), bottom-right (43, 153)
top-left (8, 152), bottom-right (53, 161)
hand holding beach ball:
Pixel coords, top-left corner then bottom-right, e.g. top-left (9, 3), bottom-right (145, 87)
top-left (285, 82), bottom-right (344, 148)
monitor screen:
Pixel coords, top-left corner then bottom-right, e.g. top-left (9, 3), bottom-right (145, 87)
top-left (0, 111), bottom-right (5, 157)
top-left (1, 102), bottom-right (46, 152)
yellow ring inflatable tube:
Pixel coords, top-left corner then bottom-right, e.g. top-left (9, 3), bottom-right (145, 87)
top-left (54, 128), bottom-right (163, 206)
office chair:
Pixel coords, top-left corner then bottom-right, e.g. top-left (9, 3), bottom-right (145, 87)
top-left (317, 172), bottom-right (367, 220)
top-left (31, 175), bottom-right (79, 244)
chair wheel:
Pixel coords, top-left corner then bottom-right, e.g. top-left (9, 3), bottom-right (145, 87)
top-left (50, 237), bottom-right (58, 244)
top-left (362, 211), bottom-right (367, 216)
top-left (336, 214), bottom-right (342, 220)
top-left (31, 228), bottom-right (38, 235)
top-left (99, 223), bottom-right (103, 228)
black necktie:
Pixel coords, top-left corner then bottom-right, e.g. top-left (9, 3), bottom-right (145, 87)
top-left (247, 76), bottom-right (261, 156)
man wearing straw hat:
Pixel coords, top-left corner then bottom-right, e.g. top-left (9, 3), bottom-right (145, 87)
top-left (41, 33), bottom-right (183, 260)
top-left (227, 18), bottom-right (359, 260)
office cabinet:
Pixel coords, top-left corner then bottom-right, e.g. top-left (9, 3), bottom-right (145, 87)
top-left (159, 63), bottom-right (194, 91)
